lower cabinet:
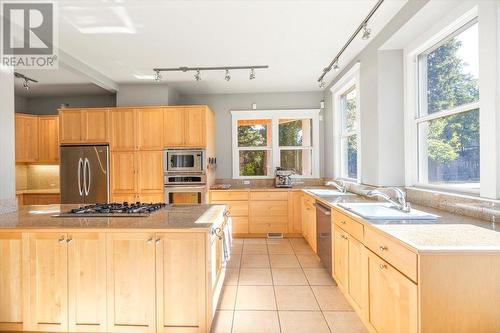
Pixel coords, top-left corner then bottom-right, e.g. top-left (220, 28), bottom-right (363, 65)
top-left (366, 249), bottom-right (418, 333)
top-left (301, 194), bottom-right (316, 252)
top-left (106, 233), bottom-right (156, 333)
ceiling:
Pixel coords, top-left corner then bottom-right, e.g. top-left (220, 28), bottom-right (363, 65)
top-left (16, 0), bottom-right (407, 95)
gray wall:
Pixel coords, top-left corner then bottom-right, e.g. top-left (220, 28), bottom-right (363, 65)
top-left (179, 91), bottom-right (324, 179)
top-left (323, 0), bottom-right (428, 186)
top-left (16, 94), bottom-right (116, 115)
top-left (0, 68), bottom-right (16, 205)
top-left (117, 84), bottom-right (170, 107)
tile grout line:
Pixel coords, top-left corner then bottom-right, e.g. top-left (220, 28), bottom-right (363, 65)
top-left (229, 241), bottom-right (244, 333)
top-left (268, 237), bottom-right (283, 333)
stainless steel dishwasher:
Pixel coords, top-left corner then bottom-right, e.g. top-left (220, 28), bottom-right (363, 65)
top-left (315, 201), bottom-right (332, 274)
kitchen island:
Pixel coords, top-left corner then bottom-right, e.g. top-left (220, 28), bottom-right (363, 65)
top-left (0, 204), bottom-right (227, 333)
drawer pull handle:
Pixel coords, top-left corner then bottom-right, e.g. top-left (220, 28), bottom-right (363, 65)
top-left (379, 264), bottom-right (387, 270)
top-left (341, 221), bottom-right (347, 224)
top-left (379, 245), bottom-right (388, 252)
top-left (66, 238), bottom-right (73, 244)
top-left (156, 238), bottom-right (161, 245)
top-left (58, 236), bottom-right (65, 244)
top-left (147, 237), bottom-right (153, 244)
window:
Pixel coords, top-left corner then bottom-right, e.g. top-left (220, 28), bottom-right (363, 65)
top-left (416, 20), bottom-right (479, 192)
top-left (232, 110), bottom-right (320, 178)
top-left (331, 63), bottom-right (361, 182)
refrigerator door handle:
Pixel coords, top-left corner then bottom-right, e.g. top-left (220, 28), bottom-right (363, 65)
top-left (84, 158), bottom-right (91, 196)
top-left (77, 158), bottom-right (84, 196)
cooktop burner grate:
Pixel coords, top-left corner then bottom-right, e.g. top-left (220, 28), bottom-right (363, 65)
top-left (55, 202), bottom-right (167, 217)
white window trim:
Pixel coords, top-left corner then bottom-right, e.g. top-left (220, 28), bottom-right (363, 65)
top-left (231, 109), bottom-right (321, 179)
top-left (404, 6), bottom-right (481, 195)
top-left (330, 62), bottom-right (361, 183)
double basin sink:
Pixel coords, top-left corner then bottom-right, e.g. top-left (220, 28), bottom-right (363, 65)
top-left (307, 189), bottom-right (438, 221)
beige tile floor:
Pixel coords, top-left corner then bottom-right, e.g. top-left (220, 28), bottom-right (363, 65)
top-left (211, 237), bottom-right (369, 333)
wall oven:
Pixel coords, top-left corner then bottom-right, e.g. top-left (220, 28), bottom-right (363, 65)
top-left (165, 185), bottom-right (207, 204)
top-left (164, 149), bottom-right (204, 173)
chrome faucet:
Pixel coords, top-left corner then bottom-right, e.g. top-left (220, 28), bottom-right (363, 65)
top-left (365, 187), bottom-right (411, 212)
top-left (325, 179), bottom-right (347, 193)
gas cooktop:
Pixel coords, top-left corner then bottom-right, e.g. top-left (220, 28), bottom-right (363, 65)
top-left (56, 202), bottom-right (167, 217)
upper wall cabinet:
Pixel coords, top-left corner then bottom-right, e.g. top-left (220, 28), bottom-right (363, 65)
top-left (59, 108), bottom-right (110, 144)
top-left (15, 114), bottom-right (60, 164)
top-left (111, 107), bottom-right (164, 151)
top-left (164, 106), bottom-right (212, 148)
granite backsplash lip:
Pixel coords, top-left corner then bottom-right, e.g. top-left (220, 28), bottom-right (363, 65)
top-left (0, 204), bottom-right (226, 231)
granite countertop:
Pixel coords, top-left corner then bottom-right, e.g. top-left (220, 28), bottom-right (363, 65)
top-left (302, 189), bottom-right (500, 253)
top-left (16, 189), bottom-right (60, 195)
top-left (0, 204), bottom-right (226, 232)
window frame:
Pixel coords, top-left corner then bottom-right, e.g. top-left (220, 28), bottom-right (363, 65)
top-left (409, 17), bottom-right (480, 195)
top-left (231, 109), bottom-right (321, 179)
top-left (330, 62), bottom-right (361, 183)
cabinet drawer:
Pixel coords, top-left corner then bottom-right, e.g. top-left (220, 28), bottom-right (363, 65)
top-left (333, 210), bottom-right (364, 242)
top-left (249, 191), bottom-right (288, 201)
top-left (211, 201), bottom-right (248, 217)
top-left (211, 191), bottom-right (249, 201)
top-left (232, 217), bottom-right (249, 234)
top-left (250, 201), bottom-right (288, 216)
top-left (364, 227), bottom-right (418, 282)
top-left (250, 216), bottom-right (289, 225)
top-left (249, 223), bottom-right (288, 234)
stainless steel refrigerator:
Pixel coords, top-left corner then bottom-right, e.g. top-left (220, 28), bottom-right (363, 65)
top-left (60, 145), bottom-right (109, 204)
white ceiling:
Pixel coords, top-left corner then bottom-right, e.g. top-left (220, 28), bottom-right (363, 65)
top-left (18, 0), bottom-right (408, 95)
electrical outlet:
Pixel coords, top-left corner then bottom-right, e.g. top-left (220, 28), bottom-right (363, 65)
top-left (243, 180), bottom-right (250, 185)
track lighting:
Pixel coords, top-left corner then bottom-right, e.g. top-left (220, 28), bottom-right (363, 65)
top-left (319, 80), bottom-right (326, 89)
top-left (154, 70), bottom-right (161, 82)
top-left (333, 60), bottom-right (340, 71)
top-left (23, 78), bottom-right (30, 90)
top-left (194, 70), bottom-right (201, 81)
top-left (361, 22), bottom-right (371, 40)
top-left (249, 68), bottom-right (256, 80)
top-left (225, 70), bottom-right (231, 81)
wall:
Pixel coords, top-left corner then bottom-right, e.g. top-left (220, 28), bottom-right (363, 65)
top-left (323, 0), bottom-right (429, 186)
top-left (19, 94), bottom-right (116, 115)
top-left (0, 66), bottom-right (16, 212)
top-left (16, 165), bottom-right (60, 191)
top-left (179, 91), bottom-right (324, 179)
top-left (116, 83), bottom-right (169, 106)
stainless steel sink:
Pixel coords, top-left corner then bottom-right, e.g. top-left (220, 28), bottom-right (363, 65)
top-left (307, 189), bottom-right (353, 197)
top-left (338, 203), bottom-right (439, 220)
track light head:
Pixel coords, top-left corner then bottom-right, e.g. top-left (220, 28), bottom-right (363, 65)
top-left (194, 70), bottom-right (201, 81)
top-left (249, 68), bottom-right (256, 80)
top-left (154, 70), bottom-right (161, 82)
top-left (333, 60), bottom-right (340, 71)
top-left (319, 80), bottom-right (326, 89)
top-left (225, 69), bottom-right (231, 81)
top-left (361, 22), bottom-right (371, 40)
top-left (23, 78), bottom-right (30, 90)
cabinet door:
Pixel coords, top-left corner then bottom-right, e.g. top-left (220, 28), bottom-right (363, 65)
top-left (111, 151), bottom-right (137, 194)
top-left (367, 250), bottom-right (418, 333)
top-left (25, 232), bottom-right (68, 332)
top-left (111, 109), bottom-right (136, 150)
top-left (307, 206), bottom-right (317, 252)
top-left (138, 193), bottom-right (165, 203)
top-left (60, 110), bottom-right (83, 143)
top-left (333, 226), bottom-right (348, 289)
top-left (184, 107), bottom-right (206, 147)
top-left (301, 197), bottom-right (309, 240)
top-left (163, 108), bottom-right (185, 147)
top-left (68, 233), bottom-right (107, 332)
top-left (22, 193), bottom-right (60, 205)
top-left (106, 233), bottom-right (156, 333)
top-left (0, 233), bottom-right (25, 331)
top-left (137, 150), bottom-right (164, 194)
top-left (38, 116), bottom-right (59, 163)
top-left (137, 108), bottom-right (164, 150)
top-left (15, 114), bottom-right (39, 162)
top-left (348, 236), bottom-right (363, 310)
top-left (289, 192), bottom-right (302, 233)
top-left (156, 233), bottom-right (206, 333)
top-left (84, 109), bottom-right (109, 143)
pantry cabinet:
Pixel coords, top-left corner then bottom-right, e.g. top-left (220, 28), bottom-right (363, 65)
top-left (59, 108), bottom-right (110, 144)
top-left (111, 108), bottom-right (163, 151)
top-left (164, 106), bottom-right (212, 148)
top-left (38, 116), bottom-right (60, 163)
top-left (15, 114), bottom-right (39, 163)
top-left (106, 233), bottom-right (156, 333)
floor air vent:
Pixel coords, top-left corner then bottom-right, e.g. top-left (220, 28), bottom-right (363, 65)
top-left (267, 233), bottom-right (284, 239)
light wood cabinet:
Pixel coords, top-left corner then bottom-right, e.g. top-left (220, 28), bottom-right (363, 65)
top-left (60, 109), bottom-right (109, 144)
top-left (25, 232), bottom-right (68, 332)
top-left (301, 194), bottom-right (316, 252)
top-left (111, 109), bottom-right (136, 151)
top-left (333, 225), bottom-right (348, 289)
top-left (110, 151), bottom-right (137, 195)
top-left (156, 233), bottom-right (206, 333)
top-left (20, 193), bottom-right (60, 205)
top-left (347, 236), bottom-right (363, 310)
top-left (137, 151), bottom-right (164, 194)
top-left (15, 114), bottom-right (39, 163)
top-left (106, 233), bottom-right (156, 333)
top-left (38, 116), bottom-right (60, 163)
top-left (366, 249), bottom-right (418, 333)
top-left (0, 233), bottom-right (25, 331)
top-left (137, 108), bottom-right (164, 150)
top-left (111, 108), bottom-right (163, 151)
top-left (289, 191), bottom-right (303, 234)
top-left (68, 233), bottom-right (107, 332)
top-left (164, 107), bottom-right (210, 147)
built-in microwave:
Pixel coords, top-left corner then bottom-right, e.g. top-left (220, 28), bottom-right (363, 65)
top-left (164, 149), bottom-right (204, 173)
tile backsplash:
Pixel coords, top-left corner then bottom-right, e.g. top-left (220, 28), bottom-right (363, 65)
top-left (16, 165), bottom-right (60, 190)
